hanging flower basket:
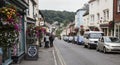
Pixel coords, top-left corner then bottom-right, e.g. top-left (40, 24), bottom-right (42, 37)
top-left (0, 4), bottom-right (20, 47)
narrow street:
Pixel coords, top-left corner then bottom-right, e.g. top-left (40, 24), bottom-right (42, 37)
top-left (54, 38), bottom-right (120, 65)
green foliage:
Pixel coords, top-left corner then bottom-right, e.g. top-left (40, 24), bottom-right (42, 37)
top-left (56, 29), bottom-right (63, 37)
top-left (41, 10), bottom-right (75, 24)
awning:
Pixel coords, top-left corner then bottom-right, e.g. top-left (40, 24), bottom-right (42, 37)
top-left (100, 24), bottom-right (109, 28)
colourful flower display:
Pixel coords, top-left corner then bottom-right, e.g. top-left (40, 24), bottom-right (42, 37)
top-left (0, 5), bottom-right (18, 23)
top-left (0, 5), bottom-right (21, 47)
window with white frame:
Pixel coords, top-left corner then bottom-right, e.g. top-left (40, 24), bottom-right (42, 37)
top-left (91, 15), bottom-right (94, 22)
top-left (103, 9), bottom-right (109, 22)
top-left (97, 13), bottom-right (100, 21)
top-left (107, 10), bottom-right (109, 19)
top-left (103, 11), bottom-right (106, 21)
top-left (118, 0), bottom-right (120, 12)
top-left (91, 15), bottom-right (92, 21)
top-left (93, 15), bottom-right (94, 22)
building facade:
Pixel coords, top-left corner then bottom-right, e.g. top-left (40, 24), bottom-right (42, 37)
top-left (75, 9), bottom-right (87, 29)
top-left (0, 0), bottom-right (28, 65)
top-left (114, 0), bottom-right (120, 38)
top-left (83, 11), bottom-right (89, 31)
top-left (25, 0), bottom-right (39, 47)
top-left (89, 0), bottom-right (113, 36)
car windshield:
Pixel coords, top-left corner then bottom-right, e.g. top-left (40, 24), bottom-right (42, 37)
top-left (104, 37), bottom-right (120, 43)
top-left (90, 33), bottom-right (102, 39)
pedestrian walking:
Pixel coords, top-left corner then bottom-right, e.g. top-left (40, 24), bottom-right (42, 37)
top-left (49, 34), bottom-right (55, 47)
top-left (44, 33), bottom-right (50, 48)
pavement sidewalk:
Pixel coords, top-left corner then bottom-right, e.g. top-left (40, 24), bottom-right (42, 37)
top-left (12, 47), bottom-right (55, 65)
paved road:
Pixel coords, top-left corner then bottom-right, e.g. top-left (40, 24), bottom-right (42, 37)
top-left (54, 39), bottom-right (120, 65)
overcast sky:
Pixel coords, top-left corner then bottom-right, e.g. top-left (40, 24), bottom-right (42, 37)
top-left (39, 0), bottom-right (89, 12)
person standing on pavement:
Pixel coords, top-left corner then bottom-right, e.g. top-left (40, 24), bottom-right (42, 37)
top-left (49, 34), bottom-right (55, 47)
top-left (44, 33), bottom-right (50, 48)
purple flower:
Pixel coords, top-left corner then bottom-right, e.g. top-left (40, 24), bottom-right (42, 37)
top-left (20, 16), bottom-right (22, 18)
top-left (36, 31), bottom-right (40, 37)
top-left (14, 23), bottom-right (19, 32)
top-left (7, 18), bottom-right (14, 23)
top-left (16, 13), bottom-right (20, 16)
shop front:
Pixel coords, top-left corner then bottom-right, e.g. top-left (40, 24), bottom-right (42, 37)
top-left (100, 23), bottom-right (114, 36)
top-left (114, 22), bottom-right (120, 38)
top-left (0, 0), bottom-right (28, 64)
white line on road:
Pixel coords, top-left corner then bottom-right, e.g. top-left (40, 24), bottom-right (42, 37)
top-left (54, 45), bottom-right (67, 65)
top-left (53, 49), bottom-right (58, 65)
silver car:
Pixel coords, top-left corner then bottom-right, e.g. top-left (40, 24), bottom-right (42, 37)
top-left (96, 36), bottom-right (120, 53)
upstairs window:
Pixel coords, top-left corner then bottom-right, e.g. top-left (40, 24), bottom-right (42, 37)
top-left (103, 11), bottom-right (106, 21)
top-left (103, 9), bottom-right (109, 21)
top-left (118, 0), bottom-right (120, 12)
top-left (97, 13), bottom-right (100, 21)
top-left (90, 15), bottom-right (94, 22)
top-left (107, 10), bottom-right (109, 19)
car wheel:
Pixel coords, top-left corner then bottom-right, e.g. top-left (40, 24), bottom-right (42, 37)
top-left (84, 44), bottom-right (87, 48)
top-left (88, 44), bottom-right (91, 49)
top-left (103, 47), bottom-right (107, 54)
top-left (96, 46), bottom-right (99, 51)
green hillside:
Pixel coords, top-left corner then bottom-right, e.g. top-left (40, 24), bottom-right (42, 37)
top-left (41, 10), bottom-right (75, 24)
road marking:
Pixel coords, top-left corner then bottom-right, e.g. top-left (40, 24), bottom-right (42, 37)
top-left (53, 49), bottom-right (58, 65)
top-left (54, 45), bottom-right (67, 65)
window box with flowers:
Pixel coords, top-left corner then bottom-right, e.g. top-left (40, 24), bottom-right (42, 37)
top-left (0, 5), bottom-right (21, 63)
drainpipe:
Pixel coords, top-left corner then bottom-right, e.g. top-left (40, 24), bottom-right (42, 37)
top-left (113, 0), bottom-right (115, 37)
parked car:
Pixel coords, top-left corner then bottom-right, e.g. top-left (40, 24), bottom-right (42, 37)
top-left (77, 35), bottom-right (84, 45)
top-left (73, 36), bottom-right (78, 44)
top-left (68, 36), bottom-right (73, 42)
top-left (96, 36), bottom-right (120, 53)
top-left (83, 31), bottom-right (104, 48)
top-left (63, 36), bottom-right (69, 41)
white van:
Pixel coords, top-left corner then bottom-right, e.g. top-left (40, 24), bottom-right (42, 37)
top-left (83, 31), bottom-right (104, 49)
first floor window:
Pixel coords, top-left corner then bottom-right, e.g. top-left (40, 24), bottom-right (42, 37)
top-left (118, 0), bottom-right (120, 12)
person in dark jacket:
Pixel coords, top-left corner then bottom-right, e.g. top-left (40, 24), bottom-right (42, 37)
top-left (49, 34), bottom-right (54, 47)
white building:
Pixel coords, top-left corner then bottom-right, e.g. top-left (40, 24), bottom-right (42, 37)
top-left (83, 11), bottom-right (89, 31)
top-left (75, 9), bottom-right (87, 29)
top-left (89, 0), bottom-right (113, 36)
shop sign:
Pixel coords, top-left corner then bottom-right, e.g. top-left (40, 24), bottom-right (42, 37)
top-left (26, 45), bottom-right (38, 60)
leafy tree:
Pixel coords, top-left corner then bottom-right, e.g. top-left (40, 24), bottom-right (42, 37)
top-left (41, 10), bottom-right (75, 24)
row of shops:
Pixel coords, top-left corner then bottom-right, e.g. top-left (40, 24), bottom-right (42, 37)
top-left (0, 0), bottom-right (45, 65)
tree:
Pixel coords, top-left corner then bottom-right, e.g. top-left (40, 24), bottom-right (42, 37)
top-left (41, 10), bottom-right (75, 24)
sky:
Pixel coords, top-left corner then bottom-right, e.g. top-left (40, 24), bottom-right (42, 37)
top-left (39, 0), bottom-right (89, 12)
